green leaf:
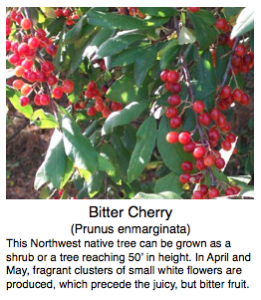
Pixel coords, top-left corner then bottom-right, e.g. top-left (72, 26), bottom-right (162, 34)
top-left (98, 154), bottom-right (115, 176)
top-left (188, 10), bottom-right (218, 50)
top-left (60, 158), bottom-right (74, 188)
top-left (60, 114), bottom-right (98, 172)
top-left (133, 191), bottom-right (182, 199)
top-left (127, 116), bottom-right (157, 183)
top-left (40, 7), bottom-right (55, 18)
top-left (178, 27), bottom-right (196, 45)
top-left (231, 7), bottom-right (254, 39)
top-left (53, 23), bottom-right (67, 71)
top-left (157, 116), bottom-right (194, 174)
top-left (65, 15), bottom-right (87, 43)
top-left (134, 46), bottom-right (157, 87)
top-left (138, 7), bottom-right (178, 17)
top-left (97, 33), bottom-right (145, 58)
top-left (46, 18), bottom-right (66, 37)
top-left (31, 109), bottom-right (58, 129)
top-left (87, 10), bottom-right (145, 30)
top-left (223, 7), bottom-right (243, 21)
top-left (88, 172), bottom-right (104, 197)
top-left (102, 101), bottom-right (148, 135)
top-left (154, 172), bottom-right (183, 196)
top-left (69, 38), bottom-right (90, 74)
top-left (216, 44), bottom-right (230, 83)
top-left (106, 74), bottom-right (148, 103)
top-left (6, 87), bottom-right (33, 119)
top-left (160, 43), bottom-right (180, 70)
top-left (142, 17), bottom-right (169, 28)
top-left (109, 46), bottom-right (147, 68)
top-left (35, 129), bottom-right (67, 190)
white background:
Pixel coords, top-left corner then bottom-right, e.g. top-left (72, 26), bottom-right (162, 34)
top-left (2, 1), bottom-right (260, 300)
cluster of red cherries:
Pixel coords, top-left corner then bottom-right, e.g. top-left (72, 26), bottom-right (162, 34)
top-left (118, 7), bottom-right (145, 18)
top-left (6, 9), bottom-right (74, 107)
top-left (160, 67), bottom-right (246, 199)
top-left (54, 7), bottom-right (79, 26)
top-left (85, 82), bottom-right (123, 119)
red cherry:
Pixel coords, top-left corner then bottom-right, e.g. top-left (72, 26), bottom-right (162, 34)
top-left (216, 18), bottom-right (227, 30)
top-left (181, 161), bottom-right (193, 172)
top-left (168, 94), bottom-right (181, 106)
top-left (232, 88), bottom-right (243, 102)
top-left (20, 96), bottom-right (29, 107)
top-left (41, 61), bottom-right (54, 73)
top-left (46, 44), bottom-right (57, 56)
top-left (14, 66), bottom-right (25, 77)
top-left (102, 107), bottom-right (111, 118)
top-left (192, 190), bottom-right (203, 199)
top-left (55, 9), bottom-right (63, 17)
top-left (219, 99), bottom-right (230, 110)
top-left (208, 187), bottom-right (220, 198)
top-left (235, 44), bottom-right (246, 57)
top-left (36, 28), bottom-right (46, 39)
top-left (27, 71), bottom-right (38, 83)
top-left (6, 18), bottom-right (11, 26)
top-left (225, 95), bottom-right (234, 105)
top-left (215, 157), bottom-right (225, 169)
top-left (63, 8), bottom-right (71, 17)
top-left (160, 69), bottom-right (169, 82)
top-left (188, 7), bottom-right (200, 13)
top-left (220, 122), bottom-right (231, 133)
top-left (210, 108), bottom-right (220, 121)
top-left (95, 101), bottom-right (105, 112)
top-left (167, 70), bottom-right (179, 83)
top-left (183, 141), bottom-right (196, 153)
top-left (12, 79), bottom-right (24, 90)
top-left (21, 19), bottom-right (31, 30)
top-left (37, 71), bottom-right (47, 82)
top-left (216, 113), bottom-right (227, 127)
top-left (88, 81), bottom-right (97, 90)
top-left (231, 55), bottom-right (241, 67)
top-left (34, 94), bottom-right (41, 106)
top-left (6, 26), bottom-right (11, 36)
top-left (221, 140), bottom-right (232, 151)
top-left (47, 75), bottom-right (58, 86)
top-left (208, 126), bottom-right (220, 141)
top-left (170, 116), bottom-right (182, 128)
top-left (28, 37), bottom-right (40, 49)
top-left (220, 85), bottom-right (231, 98)
top-left (166, 132), bottom-right (179, 144)
top-left (21, 59), bottom-right (33, 70)
top-left (193, 100), bottom-right (205, 113)
top-left (225, 188), bottom-right (234, 196)
top-left (18, 43), bottom-right (30, 57)
top-left (195, 158), bottom-right (206, 171)
top-left (62, 79), bottom-right (75, 94)
top-left (87, 107), bottom-right (96, 116)
top-left (6, 40), bottom-right (11, 52)
top-left (243, 53), bottom-right (254, 66)
top-left (111, 102), bottom-right (123, 111)
top-left (218, 34), bottom-right (227, 45)
top-left (200, 184), bottom-right (208, 196)
top-left (204, 155), bottom-right (215, 167)
top-left (52, 87), bottom-right (63, 99)
top-left (226, 133), bottom-right (236, 143)
top-left (231, 186), bottom-right (241, 194)
top-left (241, 93), bottom-right (250, 106)
top-left (40, 94), bottom-right (50, 106)
top-left (165, 106), bottom-right (178, 118)
top-left (179, 173), bottom-right (191, 184)
top-left (199, 112), bottom-right (211, 126)
top-left (178, 132), bottom-right (191, 145)
top-left (21, 84), bottom-right (32, 96)
top-left (193, 146), bottom-right (206, 159)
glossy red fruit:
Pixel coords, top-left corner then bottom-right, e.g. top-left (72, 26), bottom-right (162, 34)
top-left (215, 157), bottom-right (225, 169)
top-left (27, 71), bottom-right (38, 83)
top-left (20, 96), bottom-right (29, 107)
top-left (87, 107), bottom-right (96, 116)
top-left (28, 37), bottom-right (40, 49)
top-left (216, 18), bottom-right (227, 30)
top-left (218, 34), bottom-right (227, 45)
top-left (62, 79), bottom-right (74, 94)
top-left (219, 99), bottom-right (230, 110)
top-left (102, 107), bottom-right (111, 118)
top-left (192, 190), bottom-right (203, 199)
top-left (6, 26), bottom-right (11, 36)
top-left (21, 84), bottom-right (32, 96)
top-left (200, 184), bottom-right (208, 196)
top-left (235, 44), bottom-right (246, 57)
top-left (179, 173), bottom-right (191, 184)
top-left (188, 7), bottom-right (200, 13)
top-left (181, 161), bottom-right (193, 172)
top-left (208, 187), bottom-right (220, 198)
top-left (170, 116), bottom-right (182, 128)
top-left (221, 140), bottom-right (232, 151)
top-left (41, 61), bottom-right (54, 73)
top-left (87, 81), bottom-right (97, 90)
top-left (40, 94), bottom-right (50, 106)
top-left (21, 19), bottom-right (31, 30)
top-left (243, 53), bottom-right (254, 67)
top-left (166, 131), bottom-right (179, 144)
top-left (37, 71), bottom-right (47, 82)
top-left (6, 40), bottom-right (11, 52)
top-left (55, 8), bottom-right (63, 17)
top-left (95, 101), bottom-right (105, 112)
top-left (195, 158), bottom-right (206, 171)
top-left (199, 112), bottom-right (211, 126)
top-left (165, 106), bottom-right (178, 118)
top-left (204, 155), bottom-right (215, 167)
top-left (226, 95), bottom-right (234, 105)
top-left (12, 79), bottom-right (24, 90)
top-left (160, 69), bottom-right (169, 82)
top-left (241, 93), bottom-right (250, 106)
top-left (216, 113), bottom-right (227, 127)
top-left (21, 59), bottom-right (33, 70)
top-left (18, 43), bottom-right (30, 57)
top-left (52, 87), bottom-right (63, 99)
top-left (111, 102), bottom-right (123, 111)
top-left (210, 107), bottom-right (220, 121)
top-left (193, 146), bottom-right (206, 159)
top-left (47, 75), bottom-right (58, 86)
top-left (220, 85), bottom-right (231, 98)
top-left (183, 141), bottom-right (196, 153)
top-left (36, 28), bottom-right (46, 39)
top-left (168, 94), bottom-right (181, 106)
top-left (226, 133), bottom-right (236, 143)
top-left (193, 100), bottom-right (205, 113)
top-left (231, 55), bottom-right (241, 67)
top-left (14, 66), bottom-right (25, 77)
top-left (225, 188), bottom-right (234, 196)
top-left (231, 186), bottom-right (241, 194)
top-left (178, 132), bottom-right (191, 145)
top-left (208, 127), bottom-right (220, 141)
top-left (167, 70), bottom-right (179, 83)
top-left (34, 94), bottom-right (41, 106)
top-left (220, 122), bottom-right (231, 133)
top-left (232, 88), bottom-right (243, 102)
top-left (63, 8), bottom-right (71, 17)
